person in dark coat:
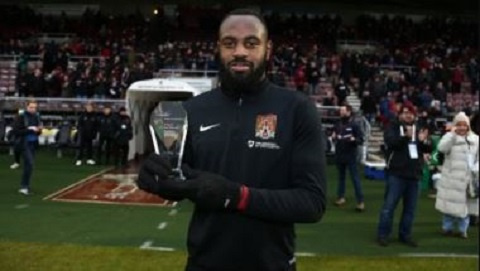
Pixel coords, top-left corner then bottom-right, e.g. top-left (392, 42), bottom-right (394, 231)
top-left (135, 9), bottom-right (326, 270)
top-left (335, 79), bottom-right (350, 106)
top-left (333, 104), bottom-right (365, 211)
top-left (377, 103), bottom-right (431, 247)
top-left (12, 100), bottom-right (42, 195)
top-left (113, 107), bottom-right (133, 168)
top-left (360, 90), bottom-right (377, 123)
top-left (96, 106), bottom-right (115, 165)
top-left (75, 102), bottom-right (98, 166)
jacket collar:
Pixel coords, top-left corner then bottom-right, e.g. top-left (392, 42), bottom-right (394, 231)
top-left (219, 79), bottom-right (270, 102)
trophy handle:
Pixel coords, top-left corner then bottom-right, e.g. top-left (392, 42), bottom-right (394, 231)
top-left (175, 116), bottom-right (188, 180)
top-left (149, 125), bottom-right (160, 155)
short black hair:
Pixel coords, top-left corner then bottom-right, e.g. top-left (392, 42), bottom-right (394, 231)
top-left (342, 103), bottom-right (353, 113)
top-left (220, 8), bottom-right (268, 38)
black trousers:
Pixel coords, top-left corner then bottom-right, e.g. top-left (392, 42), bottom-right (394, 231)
top-left (114, 143), bottom-right (129, 167)
top-left (97, 136), bottom-right (113, 164)
top-left (77, 136), bottom-right (94, 160)
top-left (13, 140), bottom-right (23, 164)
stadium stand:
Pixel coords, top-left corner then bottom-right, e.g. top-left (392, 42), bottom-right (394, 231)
top-left (0, 4), bottom-right (478, 165)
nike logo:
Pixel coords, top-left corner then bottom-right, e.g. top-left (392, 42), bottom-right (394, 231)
top-left (200, 123), bottom-right (221, 132)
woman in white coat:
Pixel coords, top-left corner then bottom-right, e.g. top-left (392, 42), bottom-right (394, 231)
top-left (435, 112), bottom-right (479, 238)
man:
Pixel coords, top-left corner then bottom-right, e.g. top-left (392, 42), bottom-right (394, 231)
top-left (377, 103), bottom-right (431, 247)
top-left (10, 108), bottom-right (25, 169)
top-left (12, 100), bottom-right (42, 195)
top-left (360, 90), bottom-right (377, 124)
top-left (75, 102), bottom-right (98, 166)
top-left (333, 104), bottom-right (365, 211)
top-left (335, 78), bottom-right (350, 106)
top-left (137, 9), bottom-right (326, 271)
top-left (96, 106), bottom-right (115, 165)
top-left (113, 107), bottom-right (132, 168)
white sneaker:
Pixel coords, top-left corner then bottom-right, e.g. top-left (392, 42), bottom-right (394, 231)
top-left (75, 160), bottom-right (82, 166)
top-left (86, 159), bottom-right (96, 165)
top-left (10, 163), bottom-right (20, 169)
top-left (18, 188), bottom-right (29, 195)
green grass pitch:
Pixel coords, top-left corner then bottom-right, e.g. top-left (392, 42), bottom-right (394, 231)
top-left (0, 148), bottom-right (478, 270)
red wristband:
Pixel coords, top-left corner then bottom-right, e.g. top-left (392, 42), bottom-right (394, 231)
top-left (237, 185), bottom-right (250, 212)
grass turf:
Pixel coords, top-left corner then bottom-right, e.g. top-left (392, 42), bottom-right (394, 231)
top-left (0, 148), bottom-right (478, 270)
top-left (0, 242), bottom-right (477, 271)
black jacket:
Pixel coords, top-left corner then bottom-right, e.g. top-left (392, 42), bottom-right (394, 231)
top-left (98, 113), bottom-right (116, 138)
top-left (333, 118), bottom-right (363, 163)
top-left (360, 95), bottom-right (377, 114)
top-left (384, 120), bottom-right (432, 181)
top-left (183, 81), bottom-right (327, 271)
top-left (13, 111), bottom-right (42, 142)
top-left (78, 111), bottom-right (98, 140)
top-left (114, 115), bottom-right (133, 145)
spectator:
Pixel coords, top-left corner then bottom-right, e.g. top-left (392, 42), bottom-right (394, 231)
top-left (96, 106), bottom-right (115, 165)
top-left (306, 59), bottom-right (320, 95)
top-left (333, 104), bottom-right (365, 211)
top-left (75, 102), bottom-right (98, 166)
top-left (93, 72), bottom-right (107, 99)
top-left (73, 72), bottom-right (87, 98)
top-left (12, 100), bottom-right (43, 195)
top-left (433, 81), bottom-right (447, 102)
top-left (293, 63), bottom-right (306, 93)
top-left (335, 78), bottom-right (350, 106)
top-left (322, 90), bottom-right (336, 106)
top-left (113, 107), bottom-right (132, 168)
top-left (28, 68), bottom-right (45, 97)
top-left (451, 65), bottom-right (464, 93)
top-left (9, 108), bottom-right (25, 169)
top-left (377, 103), bottom-right (431, 247)
top-left (435, 112), bottom-right (479, 238)
top-left (16, 71), bottom-right (29, 97)
top-left (360, 90), bottom-right (377, 123)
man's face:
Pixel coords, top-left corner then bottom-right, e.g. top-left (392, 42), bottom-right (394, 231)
top-left (340, 106), bottom-right (350, 118)
top-left (104, 108), bottom-right (111, 115)
top-left (218, 15), bottom-right (271, 90)
top-left (86, 104), bottom-right (93, 112)
top-left (400, 109), bottom-right (415, 124)
top-left (26, 102), bottom-right (37, 114)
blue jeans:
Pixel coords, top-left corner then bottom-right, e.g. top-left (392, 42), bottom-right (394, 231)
top-left (377, 174), bottom-right (420, 240)
top-left (337, 160), bottom-right (364, 203)
top-left (442, 214), bottom-right (470, 234)
top-left (20, 141), bottom-right (36, 189)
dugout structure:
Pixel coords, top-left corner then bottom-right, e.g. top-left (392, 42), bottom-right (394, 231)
top-left (126, 78), bottom-right (209, 160)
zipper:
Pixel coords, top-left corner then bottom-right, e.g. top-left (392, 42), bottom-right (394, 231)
top-left (219, 96), bottom-right (243, 176)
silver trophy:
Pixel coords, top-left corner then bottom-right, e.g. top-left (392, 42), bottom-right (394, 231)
top-left (149, 101), bottom-right (188, 180)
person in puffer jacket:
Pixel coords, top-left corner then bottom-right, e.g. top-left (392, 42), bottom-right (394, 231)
top-left (435, 112), bottom-right (479, 239)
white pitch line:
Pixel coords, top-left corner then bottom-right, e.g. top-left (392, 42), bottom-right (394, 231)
top-left (399, 253), bottom-right (479, 258)
top-left (14, 204), bottom-right (29, 209)
top-left (168, 209), bottom-right (178, 216)
top-left (157, 222), bottom-right (167, 230)
top-left (139, 240), bottom-right (174, 252)
top-left (295, 252), bottom-right (316, 257)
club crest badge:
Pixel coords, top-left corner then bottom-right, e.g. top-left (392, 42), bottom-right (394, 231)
top-left (255, 114), bottom-right (277, 140)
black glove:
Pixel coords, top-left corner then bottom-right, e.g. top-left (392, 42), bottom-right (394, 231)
top-left (182, 165), bottom-right (246, 211)
top-left (136, 154), bottom-right (194, 201)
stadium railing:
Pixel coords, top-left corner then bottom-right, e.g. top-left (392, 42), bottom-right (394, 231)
top-left (154, 69), bottom-right (219, 78)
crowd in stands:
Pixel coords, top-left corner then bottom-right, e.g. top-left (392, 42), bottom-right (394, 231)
top-left (0, 5), bottom-right (478, 124)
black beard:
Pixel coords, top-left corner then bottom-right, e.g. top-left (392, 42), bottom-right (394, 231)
top-left (219, 56), bottom-right (267, 97)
